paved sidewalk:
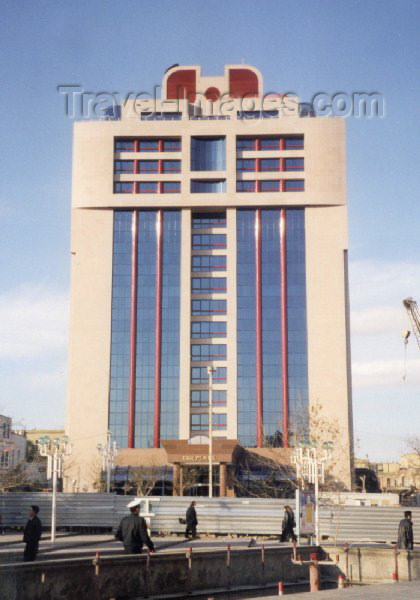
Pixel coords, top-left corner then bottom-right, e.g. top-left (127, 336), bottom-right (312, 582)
top-left (259, 580), bottom-right (420, 598)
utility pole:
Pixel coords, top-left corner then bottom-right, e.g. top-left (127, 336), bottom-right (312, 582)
top-left (97, 431), bottom-right (118, 493)
top-left (207, 366), bottom-right (216, 498)
top-left (38, 435), bottom-right (72, 543)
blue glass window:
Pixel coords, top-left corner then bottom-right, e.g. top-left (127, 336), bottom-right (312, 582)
top-left (192, 212), bottom-right (226, 228)
top-left (192, 255), bottom-right (227, 272)
top-left (261, 210), bottom-right (282, 442)
top-left (237, 159), bottom-right (256, 172)
top-left (191, 367), bottom-right (227, 384)
top-left (285, 209), bottom-right (308, 441)
top-left (284, 180), bottom-right (305, 191)
top-left (191, 344), bottom-right (227, 360)
top-left (192, 234), bottom-right (226, 250)
top-left (160, 211), bottom-right (181, 442)
top-left (191, 321), bottom-right (227, 338)
top-left (163, 139), bottom-right (181, 152)
top-left (109, 212), bottom-right (133, 448)
top-left (138, 182), bottom-right (158, 193)
top-left (114, 182), bottom-right (134, 193)
top-left (260, 159), bottom-right (280, 172)
top-left (236, 210), bottom-right (257, 447)
top-left (191, 390), bottom-right (227, 407)
top-left (191, 413), bottom-right (227, 431)
top-left (237, 111), bottom-right (260, 119)
top-left (191, 414), bottom-right (208, 431)
top-left (236, 138), bottom-right (256, 151)
top-left (141, 112), bottom-right (182, 121)
top-left (162, 182), bottom-right (181, 193)
top-left (191, 180), bottom-right (226, 193)
top-left (162, 160), bottom-right (181, 173)
top-left (138, 160), bottom-right (158, 173)
top-left (260, 180), bottom-right (280, 192)
top-left (135, 211), bottom-right (157, 448)
top-left (260, 138), bottom-right (280, 150)
top-left (236, 181), bottom-right (255, 193)
top-left (139, 139), bottom-right (159, 152)
top-left (115, 139), bottom-right (134, 152)
top-left (114, 160), bottom-right (134, 174)
top-left (191, 137), bottom-right (226, 171)
top-left (284, 137), bottom-right (304, 150)
top-left (191, 277), bottom-right (227, 294)
top-left (213, 414), bottom-right (227, 429)
top-left (284, 158), bottom-right (304, 171)
top-left (191, 300), bottom-right (226, 316)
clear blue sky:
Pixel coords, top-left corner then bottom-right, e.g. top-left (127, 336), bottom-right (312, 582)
top-left (1, 0), bottom-right (419, 462)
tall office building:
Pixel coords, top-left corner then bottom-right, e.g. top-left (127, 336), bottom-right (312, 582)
top-left (66, 65), bottom-right (353, 493)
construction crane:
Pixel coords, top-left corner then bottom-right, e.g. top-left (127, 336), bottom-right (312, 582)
top-left (403, 297), bottom-right (420, 351)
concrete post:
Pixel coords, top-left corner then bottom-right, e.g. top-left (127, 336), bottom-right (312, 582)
top-left (309, 552), bottom-right (320, 592)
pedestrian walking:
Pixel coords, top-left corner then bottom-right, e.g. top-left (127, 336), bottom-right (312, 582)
top-left (115, 498), bottom-right (155, 554)
top-left (185, 500), bottom-right (198, 539)
top-left (280, 505), bottom-right (297, 543)
top-left (23, 505), bottom-right (42, 561)
top-left (397, 510), bottom-right (414, 550)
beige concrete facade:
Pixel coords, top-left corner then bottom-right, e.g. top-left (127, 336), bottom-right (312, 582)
top-left (65, 65), bottom-right (353, 492)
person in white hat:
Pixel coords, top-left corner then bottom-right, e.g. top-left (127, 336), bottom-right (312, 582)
top-left (115, 499), bottom-right (155, 554)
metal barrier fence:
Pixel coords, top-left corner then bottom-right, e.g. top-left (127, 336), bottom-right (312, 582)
top-left (1, 493), bottom-right (419, 542)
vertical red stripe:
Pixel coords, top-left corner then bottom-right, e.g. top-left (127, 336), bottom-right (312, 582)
top-left (134, 139), bottom-right (139, 152)
top-left (153, 210), bottom-right (163, 448)
top-left (158, 139), bottom-right (163, 152)
top-left (280, 209), bottom-right (289, 447)
top-left (128, 211), bottom-right (138, 448)
top-left (280, 137), bottom-right (285, 151)
top-left (280, 158), bottom-right (285, 172)
top-left (255, 209), bottom-right (263, 447)
top-left (255, 138), bottom-right (260, 151)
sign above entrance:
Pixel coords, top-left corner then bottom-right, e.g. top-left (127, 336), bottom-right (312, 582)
top-left (162, 439), bottom-right (238, 465)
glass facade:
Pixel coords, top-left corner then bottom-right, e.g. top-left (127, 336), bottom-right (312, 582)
top-left (109, 212), bottom-right (132, 448)
top-left (260, 180), bottom-right (280, 192)
top-left (236, 211), bottom-right (257, 447)
top-left (191, 321), bottom-right (227, 338)
top-left (160, 212), bottom-right (181, 441)
top-left (191, 180), bottom-right (226, 193)
top-left (191, 390), bottom-right (227, 407)
top-left (261, 211), bottom-right (282, 441)
top-left (191, 255), bottom-right (227, 272)
top-left (285, 210), bottom-right (308, 440)
top-left (191, 299), bottom-right (227, 316)
top-left (109, 210), bottom-right (181, 449)
top-left (135, 212), bottom-right (157, 448)
top-left (192, 212), bottom-right (226, 228)
top-left (236, 209), bottom-right (309, 447)
top-left (191, 277), bottom-right (227, 294)
top-left (191, 137), bottom-right (226, 171)
top-left (192, 234), bottom-right (226, 250)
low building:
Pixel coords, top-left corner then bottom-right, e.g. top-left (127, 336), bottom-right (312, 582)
top-left (377, 453), bottom-right (420, 494)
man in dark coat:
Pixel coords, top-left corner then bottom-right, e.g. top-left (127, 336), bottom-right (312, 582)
top-left (115, 499), bottom-right (155, 554)
top-left (280, 505), bottom-right (297, 543)
top-left (23, 505), bottom-right (42, 561)
top-left (397, 511), bottom-right (414, 550)
top-left (185, 501), bottom-right (198, 539)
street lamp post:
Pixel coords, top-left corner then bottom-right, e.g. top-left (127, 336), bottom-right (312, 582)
top-left (97, 430), bottom-right (118, 493)
top-left (38, 435), bottom-right (72, 543)
top-left (292, 441), bottom-right (333, 545)
top-left (207, 366), bottom-right (216, 498)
